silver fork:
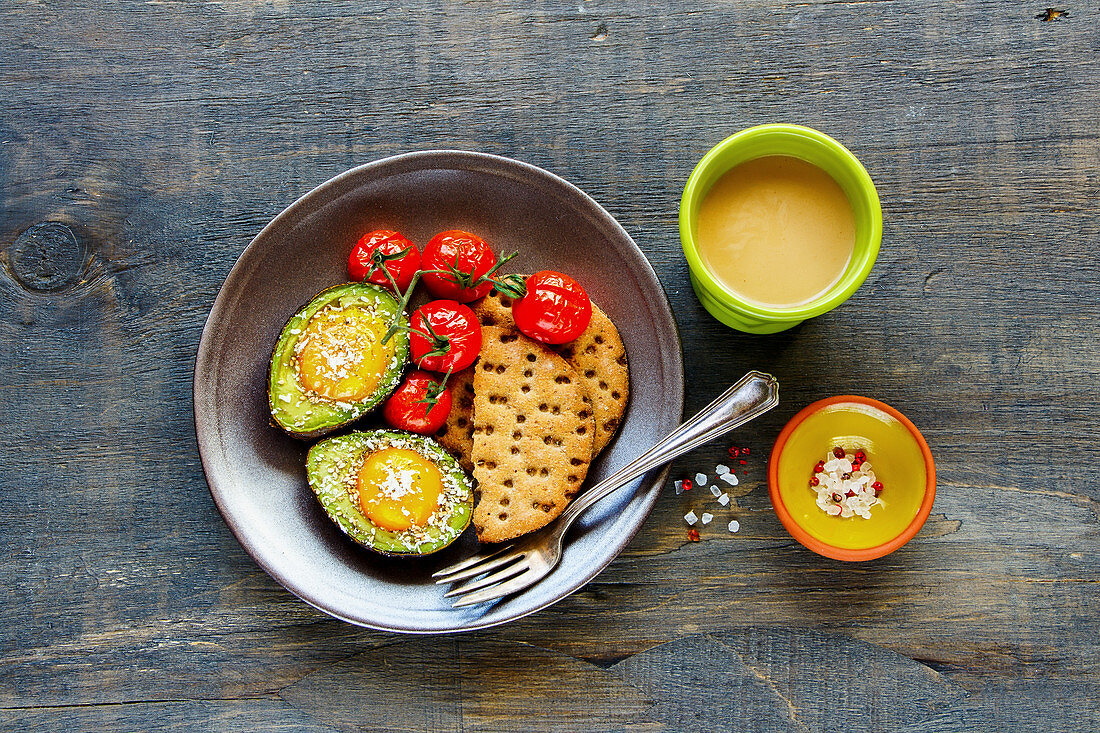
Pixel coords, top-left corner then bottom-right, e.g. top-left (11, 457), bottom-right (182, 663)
top-left (433, 371), bottom-right (780, 607)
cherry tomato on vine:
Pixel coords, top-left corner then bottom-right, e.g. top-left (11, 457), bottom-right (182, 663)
top-left (420, 230), bottom-right (497, 302)
top-left (347, 230), bottom-right (421, 292)
top-left (382, 370), bottom-right (453, 435)
top-left (512, 270), bottom-right (592, 344)
top-left (409, 300), bottom-right (483, 373)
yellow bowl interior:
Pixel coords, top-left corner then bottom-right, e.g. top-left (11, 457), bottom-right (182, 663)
top-left (775, 402), bottom-right (928, 550)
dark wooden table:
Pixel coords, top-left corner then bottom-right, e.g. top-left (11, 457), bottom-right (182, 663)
top-left (2, 2), bottom-right (1097, 731)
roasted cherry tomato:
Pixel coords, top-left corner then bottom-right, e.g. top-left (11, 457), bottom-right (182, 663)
top-left (409, 300), bottom-right (482, 373)
top-left (382, 370), bottom-right (453, 435)
top-left (348, 230), bottom-right (421, 293)
top-left (421, 230), bottom-right (497, 302)
top-left (512, 270), bottom-right (592, 344)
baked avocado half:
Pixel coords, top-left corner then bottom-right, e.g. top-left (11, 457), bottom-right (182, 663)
top-left (268, 283), bottom-right (409, 439)
top-left (306, 431), bottom-right (474, 556)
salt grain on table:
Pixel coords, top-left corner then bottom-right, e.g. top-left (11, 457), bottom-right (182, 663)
top-left (720, 473), bottom-right (739, 486)
top-left (694, 472), bottom-right (707, 486)
top-left (684, 511), bottom-right (699, 525)
top-left (701, 512), bottom-right (713, 525)
top-left (717, 493), bottom-right (730, 506)
top-left (674, 479), bottom-right (684, 495)
top-left (728, 519), bottom-right (740, 533)
top-left (715, 464), bottom-right (730, 475)
top-left (710, 485), bottom-right (721, 497)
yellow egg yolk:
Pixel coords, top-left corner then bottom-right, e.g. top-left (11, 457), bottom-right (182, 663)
top-left (356, 448), bottom-right (444, 532)
top-left (296, 304), bottom-right (389, 402)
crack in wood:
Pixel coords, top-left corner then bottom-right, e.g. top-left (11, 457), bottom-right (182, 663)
top-left (950, 481), bottom-right (1100, 522)
top-left (912, 656), bottom-right (958, 676)
top-left (1036, 8), bottom-right (1068, 21)
top-left (0, 696), bottom-right (275, 711)
top-left (710, 635), bottom-right (812, 733)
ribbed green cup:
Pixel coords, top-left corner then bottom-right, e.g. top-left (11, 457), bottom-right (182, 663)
top-left (679, 124), bottom-right (882, 334)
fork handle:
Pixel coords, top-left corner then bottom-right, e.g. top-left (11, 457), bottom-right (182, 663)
top-left (557, 371), bottom-right (780, 527)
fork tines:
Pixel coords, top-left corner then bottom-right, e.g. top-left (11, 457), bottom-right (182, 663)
top-left (433, 543), bottom-right (532, 606)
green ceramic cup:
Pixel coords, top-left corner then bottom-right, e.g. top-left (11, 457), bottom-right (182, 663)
top-left (679, 124), bottom-right (882, 334)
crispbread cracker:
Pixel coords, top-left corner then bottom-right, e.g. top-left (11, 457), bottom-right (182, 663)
top-left (434, 367), bottom-right (476, 473)
top-left (473, 286), bottom-right (629, 455)
top-left (470, 289), bottom-right (517, 330)
top-left (470, 326), bottom-right (596, 543)
top-left (554, 305), bottom-right (629, 454)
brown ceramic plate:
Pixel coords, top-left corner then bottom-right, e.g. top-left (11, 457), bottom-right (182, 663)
top-left (194, 151), bottom-right (684, 633)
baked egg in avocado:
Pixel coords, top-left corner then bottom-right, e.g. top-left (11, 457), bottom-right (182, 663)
top-left (306, 431), bottom-right (474, 555)
top-left (268, 283), bottom-right (409, 439)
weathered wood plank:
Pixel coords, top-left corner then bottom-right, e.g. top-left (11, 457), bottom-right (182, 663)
top-left (1, 698), bottom-right (339, 733)
top-left (1, 0), bottom-right (1098, 730)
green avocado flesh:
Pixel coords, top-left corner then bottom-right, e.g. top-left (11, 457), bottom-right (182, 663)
top-left (306, 431), bottom-right (475, 556)
top-left (268, 283), bottom-right (409, 439)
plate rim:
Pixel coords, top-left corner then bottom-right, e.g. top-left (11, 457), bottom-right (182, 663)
top-left (194, 149), bottom-right (685, 633)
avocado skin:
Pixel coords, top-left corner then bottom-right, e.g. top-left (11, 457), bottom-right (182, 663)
top-left (267, 283), bottom-right (409, 440)
top-left (306, 431), bottom-right (475, 556)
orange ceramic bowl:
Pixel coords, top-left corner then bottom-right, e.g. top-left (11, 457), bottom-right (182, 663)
top-left (768, 396), bottom-right (935, 561)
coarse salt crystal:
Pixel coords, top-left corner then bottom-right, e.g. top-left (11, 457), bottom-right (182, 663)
top-left (684, 511), bottom-right (699, 525)
top-left (812, 446), bottom-right (881, 520)
top-left (720, 473), bottom-right (739, 486)
top-left (701, 513), bottom-right (713, 525)
top-left (674, 479), bottom-right (684, 495)
top-left (715, 464), bottom-right (730, 475)
top-left (728, 519), bottom-right (740, 533)
top-left (710, 485), bottom-right (721, 497)
top-left (694, 473), bottom-right (708, 486)
top-left (717, 493), bottom-right (730, 506)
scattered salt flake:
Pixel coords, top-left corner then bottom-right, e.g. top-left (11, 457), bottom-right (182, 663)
top-left (710, 485), bottom-right (721, 497)
top-left (684, 511), bottom-right (699, 526)
top-left (694, 472), bottom-right (708, 486)
top-left (717, 493), bottom-right (730, 506)
top-left (720, 473), bottom-right (739, 486)
top-left (728, 519), bottom-right (741, 533)
top-left (674, 479), bottom-right (685, 495)
top-left (715, 464), bottom-right (730, 475)
top-left (700, 513), bottom-right (713, 525)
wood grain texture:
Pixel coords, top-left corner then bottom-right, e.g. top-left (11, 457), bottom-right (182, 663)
top-left (1, 0), bottom-right (1098, 730)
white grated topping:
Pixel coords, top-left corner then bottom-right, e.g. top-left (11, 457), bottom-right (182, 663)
top-left (377, 467), bottom-right (418, 501)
